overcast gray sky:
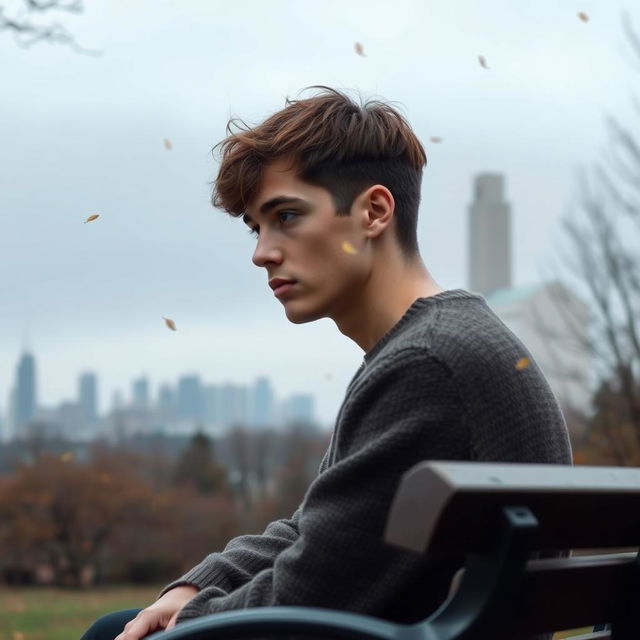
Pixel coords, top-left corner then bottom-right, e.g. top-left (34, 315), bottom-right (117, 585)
top-left (1, 0), bottom-right (638, 426)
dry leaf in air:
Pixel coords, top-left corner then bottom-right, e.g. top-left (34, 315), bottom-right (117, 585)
top-left (164, 138), bottom-right (173, 150)
top-left (60, 451), bottom-right (74, 463)
top-left (430, 136), bottom-right (443, 143)
top-left (13, 632), bottom-right (25, 640)
top-left (515, 357), bottom-right (530, 370)
top-left (354, 42), bottom-right (366, 57)
top-left (577, 11), bottom-right (589, 22)
top-left (478, 55), bottom-right (489, 69)
top-left (84, 214), bottom-right (100, 224)
top-left (342, 241), bottom-right (358, 255)
top-left (163, 316), bottom-right (177, 331)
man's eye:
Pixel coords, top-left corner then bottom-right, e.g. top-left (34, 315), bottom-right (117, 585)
top-left (247, 226), bottom-right (259, 237)
top-left (278, 211), bottom-right (298, 223)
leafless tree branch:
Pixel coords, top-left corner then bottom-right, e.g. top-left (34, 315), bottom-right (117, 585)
top-left (0, 1), bottom-right (99, 55)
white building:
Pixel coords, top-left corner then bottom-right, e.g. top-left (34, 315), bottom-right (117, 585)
top-left (486, 281), bottom-right (592, 432)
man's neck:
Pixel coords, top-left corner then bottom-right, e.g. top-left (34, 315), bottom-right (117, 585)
top-left (334, 257), bottom-right (444, 353)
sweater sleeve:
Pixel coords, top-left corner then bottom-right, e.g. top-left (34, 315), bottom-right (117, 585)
top-left (176, 351), bottom-right (468, 623)
top-left (159, 509), bottom-right (302, 598)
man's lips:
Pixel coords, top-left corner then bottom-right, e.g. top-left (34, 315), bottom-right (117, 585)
top-left (268, 278), bottom-right (296, 291)
top-left (268, 278), bottom-right (297, 298)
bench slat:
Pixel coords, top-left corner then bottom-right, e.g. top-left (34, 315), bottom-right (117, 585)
top-left (512, 553), bottom-right (634, 635)
top-left (385, 462), bottom-right (640, 554)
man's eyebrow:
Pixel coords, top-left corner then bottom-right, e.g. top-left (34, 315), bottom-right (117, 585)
top-left (243, 196), bottom-right (309, 225)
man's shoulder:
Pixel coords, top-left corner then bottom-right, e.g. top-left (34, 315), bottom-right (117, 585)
top-left (372, 290), bottom-right (519, 368)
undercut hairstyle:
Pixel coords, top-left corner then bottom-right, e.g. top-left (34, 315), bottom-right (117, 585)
top-left (212, 86), bottom-right (427, 256)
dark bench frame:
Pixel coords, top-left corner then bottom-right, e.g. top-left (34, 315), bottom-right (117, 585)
top-left (149, 462), bottom-right (640, 640)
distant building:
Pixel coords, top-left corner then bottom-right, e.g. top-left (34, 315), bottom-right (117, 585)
top-left (57, 401), bottom-right (86, 439)
top-left (251, 376), bottom-right (275, 428)
top-left (486, 281), bottom-right (591, 435)
top-left (282, 393), bottom-right (315, 426)
top-left (13, 351), bottom-right (37, 437)
top-left (157, 383), bottom-right (176, 421)
top-left (132, 375), bottom-right (150, 409)
top-left (177, 375), bottom-right (204, 422)
top-left (202, 384), bottom-right (220, 429)
top-left (218, 383), bottom-right (249, 427)
top-left (468, 173), bottom-right (512, 296)
top-left (78, 371), bottom-right (98, 425)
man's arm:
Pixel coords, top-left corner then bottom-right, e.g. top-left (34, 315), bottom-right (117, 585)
top-left (175, 352), bottom-right (467, 622)
top-left (115, 498), bottom-right (305, 640)
top-left (160, 509), bottom-right (303, 595)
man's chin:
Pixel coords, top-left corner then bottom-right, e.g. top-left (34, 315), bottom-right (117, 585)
top-left (283, 304), bottom-right (323, 325)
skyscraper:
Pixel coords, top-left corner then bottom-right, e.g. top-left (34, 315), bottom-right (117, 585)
top-left (177, 374), bottom-right (203, 421)
top-left (283, 393), bottom-right (315, 426)
top-left (132, 375), bottom-right (150, 409)
top-left (14, 351), bottom-right (37, 436)
top-left (78, 371), bottom-right (98, 424)
top-left (468, 173), bottom-right (512, 296)
top-left (251, 376), bottom-right (274, 428)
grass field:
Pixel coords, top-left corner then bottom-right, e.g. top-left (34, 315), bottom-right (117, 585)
top-left (0, 585), bottom-right (595, 640)
top-left (0, 585), bottom-right (160, 640)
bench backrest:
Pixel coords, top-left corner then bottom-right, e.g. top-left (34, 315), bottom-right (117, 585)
top-left (384, 462), bottom-right (640, 638)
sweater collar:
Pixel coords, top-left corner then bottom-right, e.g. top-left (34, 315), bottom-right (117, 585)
top-left (362, 289), bottom-right (483, 364)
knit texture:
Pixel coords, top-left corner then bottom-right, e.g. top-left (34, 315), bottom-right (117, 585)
top-left (162, 289), bottom-right (572, 628)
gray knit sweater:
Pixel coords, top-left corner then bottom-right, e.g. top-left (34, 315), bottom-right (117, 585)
top-left (162, 289), bottom-right (572, 625)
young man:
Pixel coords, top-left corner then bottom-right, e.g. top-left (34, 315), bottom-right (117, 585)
top-left (84, 86), bottom-right (572, 640)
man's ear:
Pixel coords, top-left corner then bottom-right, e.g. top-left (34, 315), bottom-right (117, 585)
top-left (355, 185), bottom-right (395, 239)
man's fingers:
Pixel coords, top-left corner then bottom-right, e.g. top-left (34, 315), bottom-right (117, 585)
top-left (114, 611), bottom-right (155, 640)
top-left (166, 612), bottom-right (179, 630)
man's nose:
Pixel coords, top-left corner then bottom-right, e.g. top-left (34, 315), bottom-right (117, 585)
top-left (252, 233), bottom-right (283, 268)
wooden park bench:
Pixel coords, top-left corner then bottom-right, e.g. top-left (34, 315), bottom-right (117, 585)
top-left (150, 461), bottom-right (640, 640)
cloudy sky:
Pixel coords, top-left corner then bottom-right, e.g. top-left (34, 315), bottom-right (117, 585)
top-left (1, 0), bottom-right (638, 426)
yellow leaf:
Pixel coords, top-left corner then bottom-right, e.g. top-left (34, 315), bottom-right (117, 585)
top-left (84, 214), bottom-right (100, 224)
top-left (354, 42), bottom-right (366, 57)
top-left (430, 136), bottom-right (443, 143)
top-left (13, 632), bottom-right (25, 640)
top-left (577, 11), bottom-right (589, 22)
top-left (60, 452), bottom-right (74, 463)
top-left (515, 357), bottom-right (530, 370)
top-left (163, 316), bottom-right (177, 331)
top-left (478, 55), bottom-right (489, 69)
top-left (341, 241), bottom-right (358, 255)
top-left (164, 138), bottom-right (173, 150)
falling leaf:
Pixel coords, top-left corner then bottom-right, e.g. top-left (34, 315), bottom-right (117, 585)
top-left (478, 55), bottom-right (489, 69)
top-left (430, 136), bottom-right (443, 143)
top-left (577, 11), bottom-right (589, 22)
top-left (13, 632), bottom-right (25, 640)
top-left (60, 451), bottom-right (74, 463)
top-left (163, 316), bottom-right (177, 331)
top-left (84, 214), bottom-right (100, 224)
top-left (515, 357), bottom-right (530, 370)
top-left (354, 42), bottom-right (366, 57)
top-left (342, 241), bottom-right (358, 255)
top-left (164, 138), bottom-right (173, 150)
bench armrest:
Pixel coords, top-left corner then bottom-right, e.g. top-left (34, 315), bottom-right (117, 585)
top-left (146, 606), bottom-right (413, 640)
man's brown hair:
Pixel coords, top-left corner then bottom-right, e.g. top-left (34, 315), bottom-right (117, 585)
top-left (212, 86), bottom-right (427, 256)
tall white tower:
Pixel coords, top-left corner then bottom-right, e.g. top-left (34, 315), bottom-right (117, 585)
top-left (468, 173), bottom-right (512, 296)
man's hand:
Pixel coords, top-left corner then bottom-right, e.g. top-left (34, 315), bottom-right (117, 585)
top-left (114, 585), bottom-right (199, 640)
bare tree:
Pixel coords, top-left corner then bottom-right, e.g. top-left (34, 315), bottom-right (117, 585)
top-left (545, 11), bottom-right (640, 463)
top-left (0, 0), bottom-right (97, 53)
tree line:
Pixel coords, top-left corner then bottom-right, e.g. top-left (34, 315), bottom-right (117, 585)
top-left (0, 425), bottom-right (329, 587)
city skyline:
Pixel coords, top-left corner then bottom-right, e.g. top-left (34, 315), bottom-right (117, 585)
top-left (1, 349), bottom-right (319, 441)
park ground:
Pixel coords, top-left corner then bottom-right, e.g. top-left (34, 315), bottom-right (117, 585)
top-left (0, 585), bottom-right (158, 640)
